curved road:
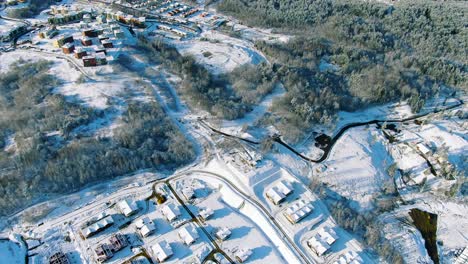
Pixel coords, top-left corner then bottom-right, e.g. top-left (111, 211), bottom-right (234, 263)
top-left (0, 14), bottom-right (31, 26)
top-left (25, 47), bottom-right (96, 81)
top-left (173, 170), bottom-right (313, 264)
top-left (201, 99), bottom-right (464, 164)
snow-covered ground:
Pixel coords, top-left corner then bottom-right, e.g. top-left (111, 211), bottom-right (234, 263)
top-left (1, 1), bottom-right (467, 263)
top-left (0, 237), bottom-right (26, 264)
top-left (230, 23), bottom-right (291, 43)
top-left (0, 18), bottom-right (20, 35)
top-left (174, 29), bottom-right (266, 74)
top-left (175, 176), bottom-right (287, 263)
top-left (318, 127), bottom-right (394, 211)
top-left (381, 199), bottom-right (468, 264)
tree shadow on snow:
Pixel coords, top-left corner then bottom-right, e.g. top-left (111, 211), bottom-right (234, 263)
top-left (249, 246), bottom-right (272, 262)
top-left (212, 207), bottom-right (232, 220)
top-left (229, 226), bottom-right (252, 240)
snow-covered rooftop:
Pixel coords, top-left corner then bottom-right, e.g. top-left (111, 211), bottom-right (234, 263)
top-left (151, 241), bottom-right (173, 262)
top-left (161, 203), bottom-right (181, 222)
top-left (117, 199), bottom-right (138, 217)
top-left (284, 199), bottom-right (314, 224)
top-left (178, 224), bottom-right (199, 245)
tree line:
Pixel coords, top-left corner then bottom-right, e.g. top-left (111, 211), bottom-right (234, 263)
top-left (136, 35), bottom-right (276, 120)
top-left (0, 60), bottom-right (195, 216)
top-left (7, 0), bottom-right (57, 18)
top-left (217, 0), bottom-right (467, 142)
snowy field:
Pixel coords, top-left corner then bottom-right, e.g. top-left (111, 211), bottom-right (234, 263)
top-left (0, 19), bottom-right (20, 35)
top-left (175, 30), bottom-right (265, 74)
top-left (0, 238), bottom-right (26, 264)
top-left (318, 127), bottom-right (393, 211)
top-left (381, 200), bottom-right (468, 263)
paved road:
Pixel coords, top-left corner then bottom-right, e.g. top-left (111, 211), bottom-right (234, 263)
top-left (0, 14), bottom-right (31, 26)
top-left (24, 47), bottom-right (96, 81)
top-left (165, 181), bottom-right (235, 263)
top-left (201, 99), bottom-right (465, 164)
top-left (178, 170), bottom-right (313, 264)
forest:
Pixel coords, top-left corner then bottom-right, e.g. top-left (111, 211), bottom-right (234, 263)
top-left (0, 60), bottom-right (195, 216)
top-left (218, 0), bottom-right (467, 142)
top-left (7, 0), bottom-right (57, 18)
top-left (136, 35), bottom-right (276, 120)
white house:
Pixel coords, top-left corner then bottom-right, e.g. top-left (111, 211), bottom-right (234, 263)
top-left (141, 223), bottom-right (156, 237)
top-left (333, 251), bottom-right (363, 264)
top-left (198, 207), bottom-right (214, 221)
top-left (161, 203), bottom-right (181, 222)
top-left (178, 224), bottom-right (199, 245)
top-left (135, 217), bottom-right (156, 237)
top-left (235, 249), bottom-right (252, 263)
top-left (118, 199), bottom-right (139, 217)
top-left (307, 227), bottom-right (339, 257)
top-left (215, 227), bottom-right (231, 241)
top-left (284, 200), bottom-right (313, 224)
top-left (317, 227), bottom-right (338, 245)
top-left (266, 181), bottom-right (293, 205)
top-left (151, 241), bottom-right (173, 263)
top-left (135, 217), bottom-right (152, 229)
top-left (82, 216), bottom-right (114, 238)
top-left (276, 181), bottom-right (293, 196)
top-left (266, 188), bottom-right (285, 205)
top-left (307, 236), bottom-right (330, 256)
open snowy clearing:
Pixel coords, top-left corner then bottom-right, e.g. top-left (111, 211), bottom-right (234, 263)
top-left (0, 50), bottom-right (129, 138)
top-left (0, 238), bottom-right (25, 264)
top-left (175, 30), bottom-right (266, 74)
top-left (0, 18), bottom-right (20, 35)
top-left (317, 127), bottom-right (393, 211)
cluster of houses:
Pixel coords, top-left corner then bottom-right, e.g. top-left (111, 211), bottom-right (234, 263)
top-left (47, 179), bottom-right (256, 264)
top-left (264, 179), bottom-right (361, 260)
top-left (75, 199), bottom-right (139, 262)
top-left (49, 204), bottom-right (131, 263)
top-left (47, 5), bottom-right (146, 28)
top-left (141, 202), bottom-right (200, 262)
top-left (37, 4), bottom-right (153, 68)
top-left (305, 226), bottom-right (364, 262)
top-left (48, 5), bottom-right (86, 25)
top-left (39, 17), bottom-right (126, 67)
top-left (266, 179), bottom-right (315, 225)
top-left (95, 233), bottom-right (128, 262)
top-left (104, 10), bottom-right (146, 28)
top-left (49, 251), bottom-right (70, 264)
